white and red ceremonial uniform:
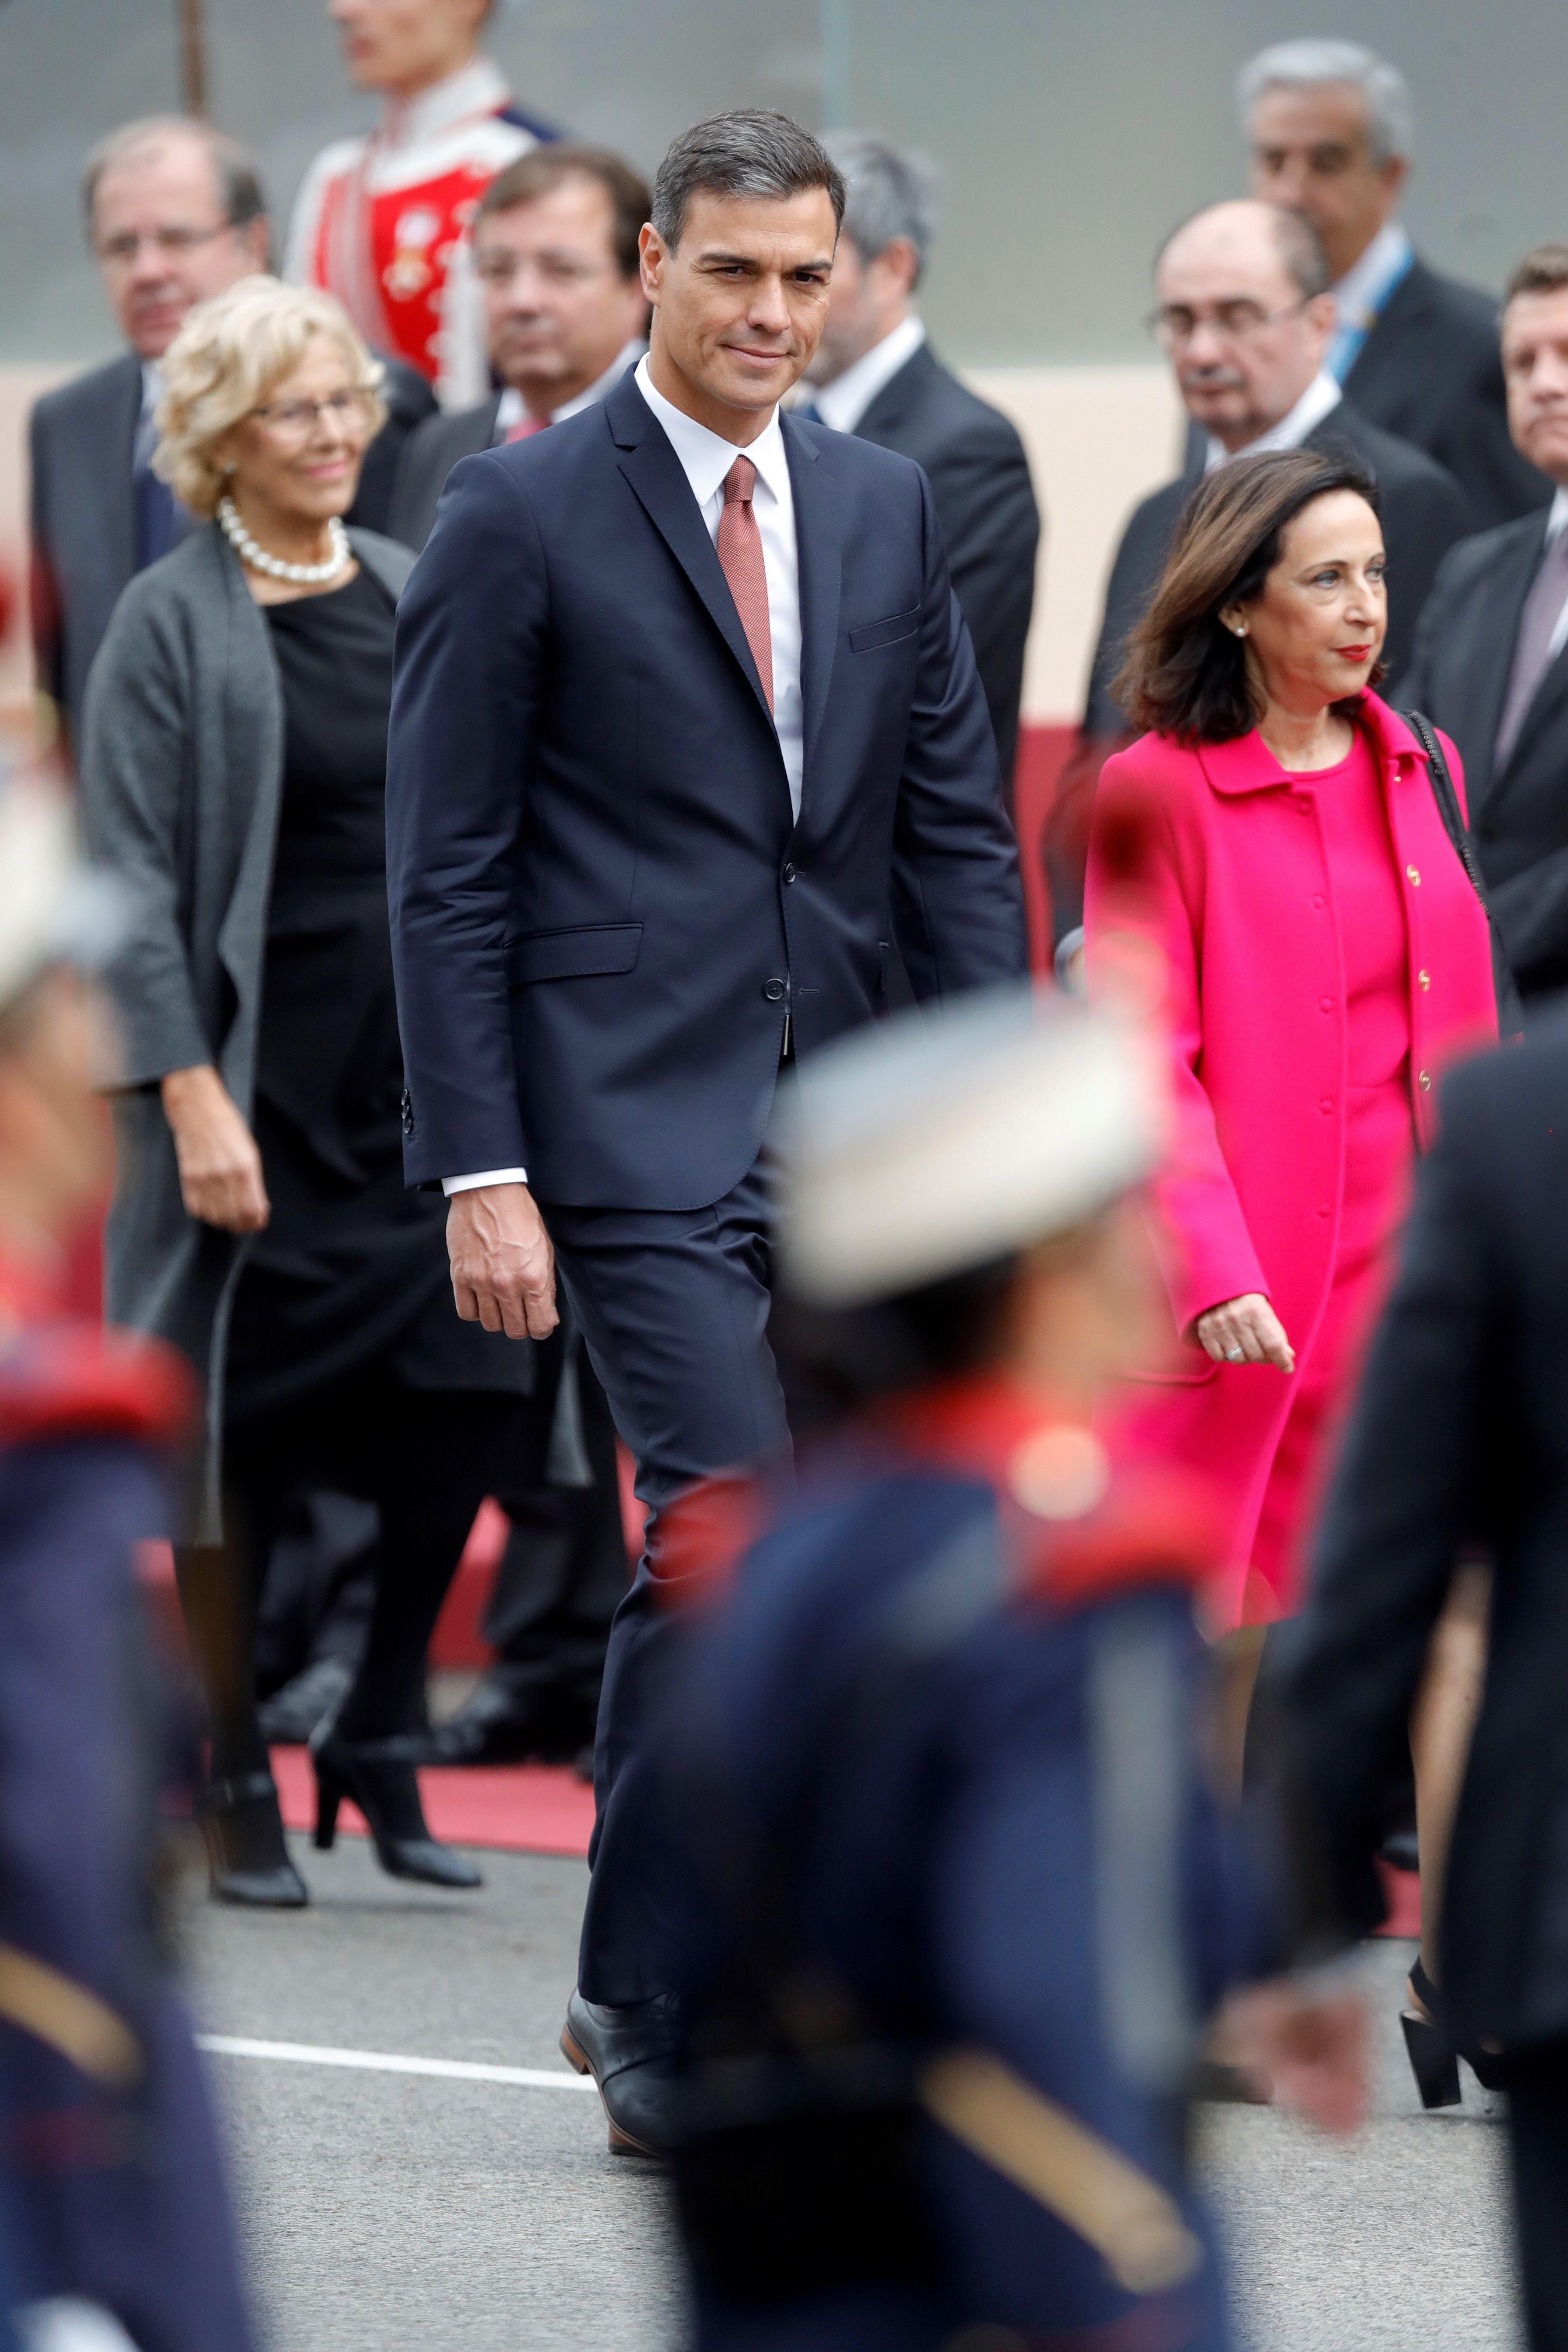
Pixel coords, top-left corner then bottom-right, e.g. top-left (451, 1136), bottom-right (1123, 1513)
top-left (285, 57), bottom-right (548, 410)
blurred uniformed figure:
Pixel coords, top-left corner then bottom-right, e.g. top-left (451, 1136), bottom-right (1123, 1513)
top-left (653, 986), bottom-right (1366, 2352)
top-left (0, 778), bottom-right (257, 2352)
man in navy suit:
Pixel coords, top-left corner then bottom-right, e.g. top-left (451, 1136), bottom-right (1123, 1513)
top-left (386, 107), bottom-right (1026, 2151)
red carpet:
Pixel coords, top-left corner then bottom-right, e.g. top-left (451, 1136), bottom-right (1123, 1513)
top-left (270, 1743), bottom-right (595, 1858)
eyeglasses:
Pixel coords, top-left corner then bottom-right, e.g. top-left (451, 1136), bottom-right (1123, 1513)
top-left (1145, 297), bottom-right (1311, 352)
top-left (248, 389), bottom-right (377, 439)
top-left (95, 222), bottom-right (237, 268)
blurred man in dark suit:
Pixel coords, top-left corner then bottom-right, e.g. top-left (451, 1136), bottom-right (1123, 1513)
top-left (1241, 38), bottom-right (1550, 531)
top-left (390, 144), bottom-right (650, 553)
top-left (1047, 200), bottom-right (1469, 969)
top-left (1404, 244), bottom-right (1568, 1011)
top-left (29, 115), bottom-right (430, 744)
top-left (800, 133), bottom-right (1039, 800)
top-left (1284, 1017), bottom-right (1568, 2350)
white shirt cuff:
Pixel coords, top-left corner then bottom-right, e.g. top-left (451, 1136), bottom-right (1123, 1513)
top-left (441, 1167), bottom-right (528, 1195)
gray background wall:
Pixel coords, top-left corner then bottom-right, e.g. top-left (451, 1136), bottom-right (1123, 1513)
top-left (3, 0), bottom-right (1566, 365)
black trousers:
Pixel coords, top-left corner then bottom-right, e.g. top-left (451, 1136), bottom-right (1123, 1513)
top-left (486, 1330), bottom-right (628, 1725)
top-left (1508, 2043), bottom-right (1568, 2350)
top-left (181, 1375), bottom-right (526, 1780)
top-left (542, 1155), bottom-right (792, 2006)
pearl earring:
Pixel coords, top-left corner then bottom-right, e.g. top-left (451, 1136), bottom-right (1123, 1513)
top-left (1233, 623), bottom-right (1247, 637)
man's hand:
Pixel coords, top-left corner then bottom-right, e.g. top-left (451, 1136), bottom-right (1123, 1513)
top-left (1212, 1978), bottom-right (1369, 2135)
top-left (1194, 1292), bottom-right (1295, 1372)
top-left (447, 1181), bottom-right (558, 1339)
top-left (160, 1064), bottom-right (270, 1234)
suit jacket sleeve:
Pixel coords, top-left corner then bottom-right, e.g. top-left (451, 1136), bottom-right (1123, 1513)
top-left (918, 419), bottom-right (1039, 782)
top-left (1085, 752), bottom-right (1268, 1337)
top-left (77, 592), bottom-right (212, 1087)
top-left (890, 469), bottom-right (1029, 998)
top-left (385, 451), bottom-right (544, 1184)
top-left (1283, 1075), bottom-right (1496, 1934)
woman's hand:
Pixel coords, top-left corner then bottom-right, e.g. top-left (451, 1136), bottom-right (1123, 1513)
top-left (1194, 1293), bottom-right (1295, 1373)
top-left (160, 1065), bottom-right (270, 1234)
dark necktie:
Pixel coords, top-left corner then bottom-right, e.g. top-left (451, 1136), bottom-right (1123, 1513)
top-left (716, 456), bottom-right (773, 713)
top-left (1494, 525), bottom-right (1568, 770)
top-left (134, 453), bottom-right (178, 571)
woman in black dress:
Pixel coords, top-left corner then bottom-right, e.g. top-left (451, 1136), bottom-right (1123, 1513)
top-left (83, 278), bottom-right (531, 1905)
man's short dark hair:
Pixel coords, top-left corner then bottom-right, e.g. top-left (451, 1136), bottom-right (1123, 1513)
top-left (475, 145), bottom-right (652, 282)
top-left (81, 116), bottom-right (267, 240)
top-left (1505, 242), bottom-right (1568, 306)
top-left (650, 110), bottom-right (845, 251)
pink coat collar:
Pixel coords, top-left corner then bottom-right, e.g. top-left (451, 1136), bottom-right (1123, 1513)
top-left (1194, 693), bottom-right (1425, 796)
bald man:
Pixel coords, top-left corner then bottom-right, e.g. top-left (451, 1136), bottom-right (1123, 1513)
top-left (1083, 199), bottom-right (1468, 732)
top-left (1045, 200), bottom-right (1471, 968)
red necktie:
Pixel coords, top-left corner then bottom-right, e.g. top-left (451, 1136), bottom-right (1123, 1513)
top-left (505, 414), bottom-right (549, 442)
top-left (717, 455), bottom-right (773, 713)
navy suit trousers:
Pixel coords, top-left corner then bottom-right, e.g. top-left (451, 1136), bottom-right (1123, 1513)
top-left (542, 1152), bottom-right (792, 2005)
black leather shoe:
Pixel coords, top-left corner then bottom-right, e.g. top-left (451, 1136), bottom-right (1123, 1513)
top-left (309, 1726), bottom-right (482, 1889)
top-left (560, 1989), bottom-right (680, 2157)
top-left (257, 1655), bottom-right (355, 1747)
top-left (196, 1770), bottom-right (309, 1908)
top-left (422, 1678), bottom-right (596, 1767)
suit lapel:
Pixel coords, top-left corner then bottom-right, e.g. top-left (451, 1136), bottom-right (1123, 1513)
top-left (783, 413), bottom-right (840, 794)
top-left (103, 354), bottom-right (143, 594)
top-left (608, 380), bottom-right (774, 727)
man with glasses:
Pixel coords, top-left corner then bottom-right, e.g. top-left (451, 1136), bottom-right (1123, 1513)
top-left (390, 145), bottom-right (649, 551)
top-left (1046, 199), bottom-right (1468, 975)
top-left (28, 117), bottom-right (270, 740)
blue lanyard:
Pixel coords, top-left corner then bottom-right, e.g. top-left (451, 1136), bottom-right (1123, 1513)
top-left (1325, 243), bottom-right (1415, 383)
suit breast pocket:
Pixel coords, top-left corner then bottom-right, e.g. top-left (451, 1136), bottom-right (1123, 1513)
top-left (848, 607), bottom-right (921, 654)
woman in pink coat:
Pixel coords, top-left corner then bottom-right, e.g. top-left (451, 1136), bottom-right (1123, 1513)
top-left (1086, 447), bottom-right (1498, 1643)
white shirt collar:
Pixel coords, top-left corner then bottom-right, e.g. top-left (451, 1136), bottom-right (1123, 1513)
top-left (1332, 220), bottom-right (1414, 334)
top-left (1546, 487), bottom-right (1568, 544)
top-left (140, 361), bottom-right (164, 418)
top-left (381, 55), bottom-right (510, 150)
top-left (633, 352), bottom-right (791, 511)
top-left (493, 339), bottom-right (644, 438)
top-left (810, 315), bottom-right (926, 434)
top-left (1204, 368), bottom-right (1343, 473)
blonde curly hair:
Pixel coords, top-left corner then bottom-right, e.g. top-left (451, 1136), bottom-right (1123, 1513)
top-left (153, 276), bottom-right (387, 519)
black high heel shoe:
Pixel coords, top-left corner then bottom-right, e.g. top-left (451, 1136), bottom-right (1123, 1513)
top-left (195, 1770), bottom-right (309, 1908)
top-left (1401, 1957), bottom-right (1460, 2109)
top-left (309, 1727), bottom-right (482, 1889)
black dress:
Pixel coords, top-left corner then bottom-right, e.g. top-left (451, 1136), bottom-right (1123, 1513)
top-left (225, 566), bottom-right (530, 1427)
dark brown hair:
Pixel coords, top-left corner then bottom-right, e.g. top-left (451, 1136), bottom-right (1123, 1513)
top-left (1505, 241), bottom-right (1568, 306)
top-left (1113, 445), bottom-right (1384, 744)
top-left (475, 145), bottom-right (653, 282)
top-left (651, 110), bottom-right (846, 251)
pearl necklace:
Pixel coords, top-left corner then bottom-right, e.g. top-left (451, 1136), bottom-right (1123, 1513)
top-left (217, 495), bottom-right (350, 586)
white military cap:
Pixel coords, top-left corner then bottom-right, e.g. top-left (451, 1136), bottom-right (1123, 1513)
top-left (0, 775), bottom-right (126, 1020)
top-left (777, 984), bottom-right (1163, 1309)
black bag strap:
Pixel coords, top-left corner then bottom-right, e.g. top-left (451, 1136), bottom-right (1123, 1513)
top-left (1402, 709), bottom-right (1525, 1039)
top-left (1403, 710), bottom-right (1487, 903)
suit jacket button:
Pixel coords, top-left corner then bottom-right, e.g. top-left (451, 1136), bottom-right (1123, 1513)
top-left (1418, 969), bottom-right (1431, 990)
top-left (782, 862), bottom-right (797, 884)
top-left (763, 978), bottom-right (786, 1003)
top-left (401, 1088), bottom-right (414, 1136)
top-left (1406, 865), bottom-right (1421, 886)
top-left (1418, 1069), bottom-right (1432, 1091)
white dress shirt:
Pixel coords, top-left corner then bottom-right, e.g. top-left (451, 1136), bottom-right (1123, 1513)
top-left (492, 338), bottom-right (646, 439)
top-left (1203, 368), bottom-right (1344, 474)
top-left (810, 315), bottom-right (926, 434)
top-left (1540, 488), bottom-right (1568, 668)
top-left (442, 350), bottom-right (806, 1196)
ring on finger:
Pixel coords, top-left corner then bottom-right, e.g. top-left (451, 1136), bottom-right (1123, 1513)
top-left (1225, 1347), bottom-right (1245, 1362)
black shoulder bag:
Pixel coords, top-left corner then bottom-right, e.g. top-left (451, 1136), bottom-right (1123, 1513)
top-left (1403, 709), bottom-right (1525, 1040)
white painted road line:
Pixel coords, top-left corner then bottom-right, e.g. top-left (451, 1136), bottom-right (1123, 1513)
top-left (197, 2034), bottom-right (598, 2091)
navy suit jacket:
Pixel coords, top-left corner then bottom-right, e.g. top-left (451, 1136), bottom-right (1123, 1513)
top-left (386, 370), bottom-right (1026, 1211)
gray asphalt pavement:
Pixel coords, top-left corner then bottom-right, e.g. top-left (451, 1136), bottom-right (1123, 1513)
top-left (185, 1831), bottom-right (1523, 2352)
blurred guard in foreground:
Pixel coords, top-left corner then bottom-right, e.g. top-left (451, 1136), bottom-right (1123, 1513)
top-left (650, 987), bottom-right (1365, 2350)
top-left (0, 780), bottom-right (255, 2352)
